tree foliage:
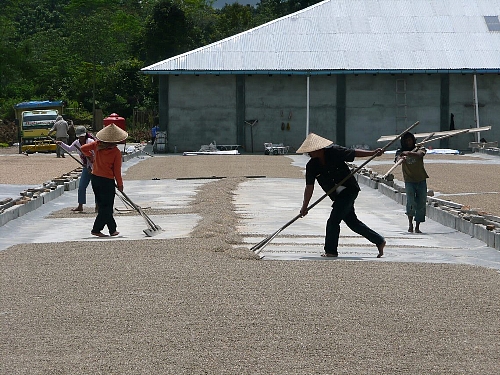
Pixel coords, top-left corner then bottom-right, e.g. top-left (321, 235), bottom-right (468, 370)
top-left (0, 0), bottom-right (323, 123)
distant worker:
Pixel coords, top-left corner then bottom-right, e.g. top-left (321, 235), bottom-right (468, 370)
top-left (48, 115), bottom-right (69, 158)
top-left (151, 124), bottom-right (159, 145)
top-left (81, 124), bottom-right (128, 237)
top-left (298, 133), bottom-right (386, 258)
top-left (55, 126), bottom-right (96, 212)
top-left (395, 132), bottom-right (429, 233)
top-left (67, 120), bottom-right (76, 144)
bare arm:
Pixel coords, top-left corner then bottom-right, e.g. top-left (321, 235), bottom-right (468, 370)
top-left (400, 149), bottom-right (425, 159)
top-left (354, 148), bottom-right (384, 158)
top-left (55, 139), bottom-right (78, 153)
top-left (300, 184), bottom-right (314, 217)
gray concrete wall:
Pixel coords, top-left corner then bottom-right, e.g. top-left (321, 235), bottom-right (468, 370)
top-left (404, 74), bottom-right (442, 136)
top-left (168, 75), bottom-right (237, 152)
top-left (449, 74), bottom-right (499, 151)
top-left (245, 75), bottom-right (338, 153)
top-left (164, 73), bottom-right (498, 153)
top-left (306, 75), bottom-right (337, 145)
top-left (345, 75), bottom-right (400, 149)
top-left (345, 74), bottom-right (442, 150)
top-left (245, 75), bottom-right (307, 153)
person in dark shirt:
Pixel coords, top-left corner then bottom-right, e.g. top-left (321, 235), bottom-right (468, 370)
top-left (298, 133), bottom-right (386, 258)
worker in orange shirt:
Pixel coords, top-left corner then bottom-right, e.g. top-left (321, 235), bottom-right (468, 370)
top-left (81, 124), bottom-right (128, 237)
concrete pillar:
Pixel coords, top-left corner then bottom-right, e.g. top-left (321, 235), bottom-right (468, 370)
top-left (440, 74), bottom-right (450, 148)
top-left (159, 75), bottom-right (169, 151)
top-left (236, 75), bottom-right (245, 148)
top-left (336, 75), bottom-right (346, 146)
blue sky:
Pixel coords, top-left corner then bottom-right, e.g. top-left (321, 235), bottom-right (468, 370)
top-left (212, 0), bottom-right (261, 9)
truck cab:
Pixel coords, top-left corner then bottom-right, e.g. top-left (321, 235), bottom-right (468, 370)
top-left (14, 100), bottom-right (64, 153)
top-left (20, 110), bottom-right (59, 152)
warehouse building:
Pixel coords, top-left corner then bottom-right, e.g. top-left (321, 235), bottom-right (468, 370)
top-left (141, 0), bottom-right (500, 153)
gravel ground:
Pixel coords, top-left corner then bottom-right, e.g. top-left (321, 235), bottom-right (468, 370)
top-left (0, 150), bottom-right (79, 185)
top-left (1, 147), bottom-right (500, 374)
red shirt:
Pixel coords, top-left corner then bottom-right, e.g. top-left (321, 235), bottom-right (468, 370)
top-left (80, 142), bottom-right (123, 187)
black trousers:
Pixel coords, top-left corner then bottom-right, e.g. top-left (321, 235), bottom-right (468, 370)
top-left (325, 190), bottom-right (384, 254)
top-left (90, 174), bottom-right (117, 234)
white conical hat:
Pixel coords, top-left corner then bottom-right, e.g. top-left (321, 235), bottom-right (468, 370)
top-left (96, 123), bottom-right (128, 143)
top-left (296, 133), bottom-right (333, 153)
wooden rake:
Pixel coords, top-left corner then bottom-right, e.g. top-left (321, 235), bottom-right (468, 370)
top-left (59, 139), bottom-right (163, 237)
top-left (382, 128), bottom-right (469, 179)
top-left (250, 121), bottom-right (420, 255)
top-left (114, 188), bottom-right (163, 237)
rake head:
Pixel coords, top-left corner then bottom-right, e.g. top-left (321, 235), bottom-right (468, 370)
top-left (143, 225), bottom-right (163, 237)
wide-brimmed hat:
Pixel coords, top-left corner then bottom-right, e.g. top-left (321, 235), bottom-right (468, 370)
top-left (296, 133), bottom-right (333, 153)
top-left (75, 126), bottom-right (87, 137)
top-left (96, 124), bottom-right (128, 143)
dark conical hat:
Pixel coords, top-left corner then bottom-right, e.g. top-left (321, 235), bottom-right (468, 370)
top-left (96, 124), bottom-right (128, 143)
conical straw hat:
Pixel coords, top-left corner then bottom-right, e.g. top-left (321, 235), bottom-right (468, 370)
top-left (296, 133), bottom-right (333, 153)
top-left (96, 123), bottom-right (128, 143)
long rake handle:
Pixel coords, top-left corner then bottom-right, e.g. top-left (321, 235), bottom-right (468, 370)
top-left (420, 128), bottom-right (469, 145)
top-left (251, 121), bottom-right (420, 253)
top-left (116, 192), bottom-right (136, 210)
top-left (381, 129), bottom-right (468, 178)
top-left (382, 132), bottom-right (434, 178)
top-left (46, 135), bottom-right (90, 170)
top-left (115, 188), bottom-right (159, 230)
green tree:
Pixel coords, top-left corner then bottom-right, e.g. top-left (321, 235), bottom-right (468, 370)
top-left (138, 0), bottom-right (192, 65)
top-left (100, 58), bottom-right (153, 119)
top-left (64, 0), bottom-right (150, 118)
top-left (0, 0), bottom-right (300, 123)
top-left (213, 3), bottom-right (255, 41)
top-left (254, 0), bottom-right (286, 25)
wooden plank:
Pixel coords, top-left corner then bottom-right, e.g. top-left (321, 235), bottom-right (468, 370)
top-left (377, 126), bottom-right (491, 142)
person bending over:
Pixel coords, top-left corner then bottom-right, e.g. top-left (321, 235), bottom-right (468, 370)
top-left (298, 133), bottom-right (386, 258)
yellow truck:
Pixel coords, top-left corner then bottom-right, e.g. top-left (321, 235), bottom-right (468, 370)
top-left (14, 101), bottom-right (65, 153)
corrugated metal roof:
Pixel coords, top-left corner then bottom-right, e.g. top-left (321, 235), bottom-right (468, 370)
top-left (142, 0), bottom-right (500, 75)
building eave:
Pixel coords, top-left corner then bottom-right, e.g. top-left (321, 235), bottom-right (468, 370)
top-left (141, 68), bottom-right (500, 76)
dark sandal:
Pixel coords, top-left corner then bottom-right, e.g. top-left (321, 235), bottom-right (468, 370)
top-left (91, 231), bottom-right (108, 237)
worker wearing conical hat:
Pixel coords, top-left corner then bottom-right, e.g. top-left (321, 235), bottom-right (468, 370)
top-left (297, 133), bottom-right (386, 258)
top-left (81, 124), bottom-right (128, 237)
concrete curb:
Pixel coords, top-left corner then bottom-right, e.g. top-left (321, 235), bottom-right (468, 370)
top-left (0, 148), bottom-right (145, 227)
top-left (0, 182), bottom-right (73, 226)
top-left (358, 171), bottom-right (500, 251)
top-left (475, 147), bottom-right (500, 156)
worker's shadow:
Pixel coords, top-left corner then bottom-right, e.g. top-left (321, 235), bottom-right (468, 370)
top-left (85, 235), bottom-right (127, 239)
top-left (301, 256), bottom-right (364, 260)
